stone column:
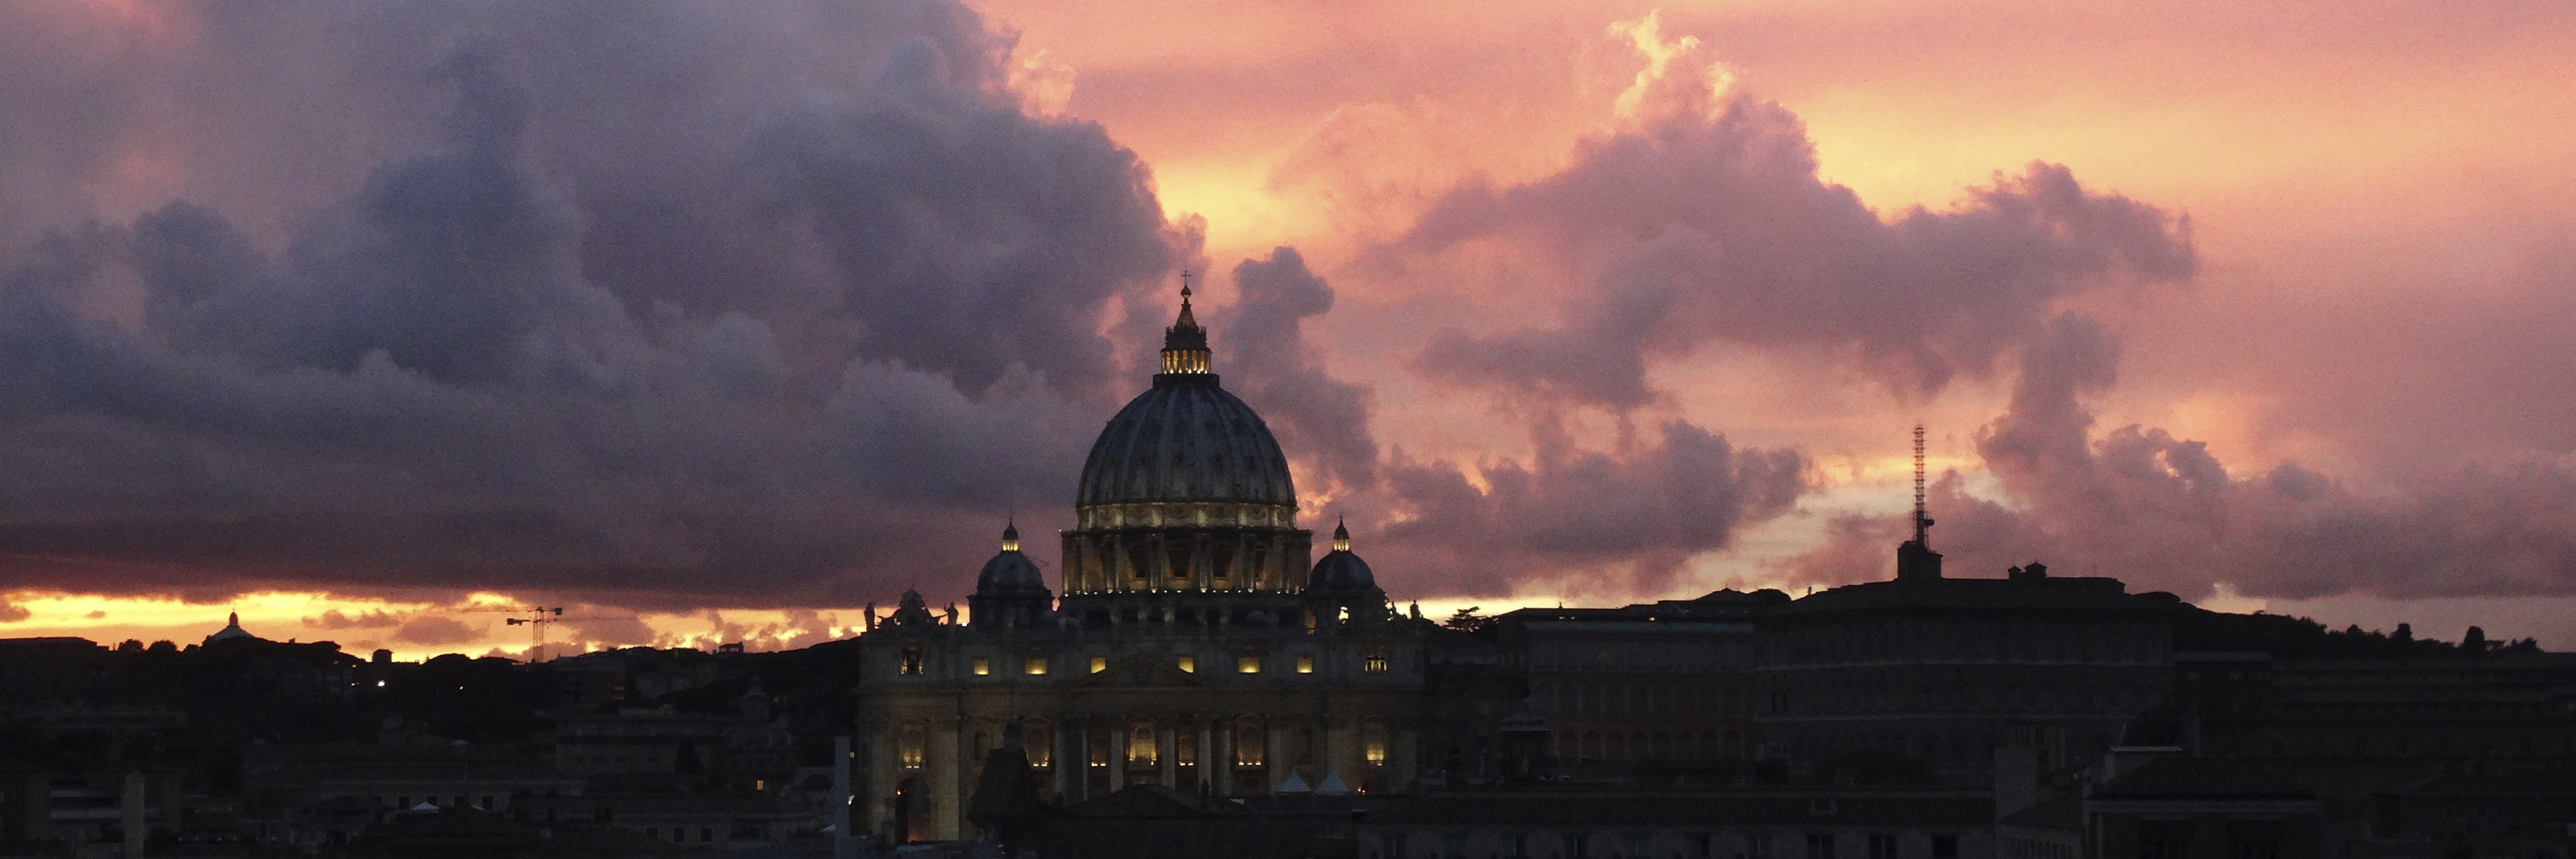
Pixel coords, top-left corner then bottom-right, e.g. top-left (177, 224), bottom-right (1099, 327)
top-left (861, 723), bottom-right (896, 838)
top-left (929, 719), bottom-right (961, 840)
top-left (1268, 720), bottom-right (1289, 792)
top-left (1108, 723), bottom-right (1127, 792)
top-left (1159, 720), bottom-right (1178, 787)
top-left (1213, 720), bottom-right (1234, 795)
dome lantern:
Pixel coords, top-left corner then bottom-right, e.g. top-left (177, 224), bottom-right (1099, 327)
top-left (1159, 274), bottom-right (1212, 376)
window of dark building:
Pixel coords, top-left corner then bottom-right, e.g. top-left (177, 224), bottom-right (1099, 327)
top-left (1693, 834), bottom-right (1713, 858)
top-left (1866, 833), bottom-right (1897, 859)
top-left (2369, 795), bottom-right (2403, 839)
top-left (1621, 832), bottom-right (1649, 857)
top-left (2224, 820), bottom-right (2284, 859)
top-left (1382, 832), bottom-right (1409, 859)
top-left (1804, 833), bottom-right (1834, 859)
top-left (1366, 645), bottom-right (1391, 673)
top-left (1930, 835), bottom-right (1958, 859)
top-left (700, 828), bottom-right (714, 842)
top-left (2139, 821), bottom-right (2194, 859)
top-left (1746, 832), bottom-right (1773, 859)
top-left (900, 647), bottom-right (924, 675)
top-left (1564, 832), bottom-right (1590, 858)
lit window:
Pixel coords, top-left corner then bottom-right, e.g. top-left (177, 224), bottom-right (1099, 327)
top-left (1364, 719), bottom-right (1389, 765)
top-left (1024, 656), bottom-right (1047, 675)
top-left (1177, 656), bottom-right (1196, 673)
top-left (971, 657), bottom-right (990, 676)
top-left (898, 726), bottom-right (925, 769)
top-left (1364, 647), bottom-right (1389, 673)
top-left (1090, 657), bottom-right (1108, 673)
top-left (1234, 718), bottom-right (1265, 766)
top-left (1128, 721), bottom-right (1158, 765)
top-left (1024, 721), bottom-right (1053, 768)
top-left (899, 647), bottom-right (924, 676)
top-left (1238, 656), bottom-right (1261, 674)
top-left (1296, 655), bottom-right (1315, 674)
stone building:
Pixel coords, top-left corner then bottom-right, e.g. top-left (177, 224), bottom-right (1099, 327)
top-left (1757, 551), bottom-right (2179, 786)
top-left (1497, 589), bottom-right (1785, 782)
top-left (853, 287), bottom-right (1435, 842)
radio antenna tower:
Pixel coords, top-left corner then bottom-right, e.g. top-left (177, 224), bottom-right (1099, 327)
top-left (1912, 424), bottom-right (1929, 549)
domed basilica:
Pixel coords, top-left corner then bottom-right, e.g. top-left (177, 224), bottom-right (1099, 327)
top-left (856, 286), bottom-right (1433, 842)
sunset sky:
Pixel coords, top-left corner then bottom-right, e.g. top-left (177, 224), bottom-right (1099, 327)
top-left (3, 0), bottom-right (2571, 658)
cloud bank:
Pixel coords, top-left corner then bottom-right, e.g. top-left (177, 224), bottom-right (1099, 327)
top-left (0, 2), bottom-right (1180, 608)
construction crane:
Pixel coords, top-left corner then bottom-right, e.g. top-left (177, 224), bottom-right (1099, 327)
top-left (453, 604), bottom-right (567, 662)
top-left (504, 607), bottom-right (565, 663)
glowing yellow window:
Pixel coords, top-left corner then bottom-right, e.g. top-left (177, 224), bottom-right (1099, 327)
top-left (1177, 656), bottom-right (1196, 673)
top-left (1364, 647), bottom-right (1389, 673)
top-left (971, 658), bottom-right (990, 676)
top-left (1090, 657), bottom-right (1107, 673)
top-left (1024, 657), bottom-right (1048, 675)
top-left (1296, 656), bottom-right (1315, 674)
top-left (898, 726), bottom-right (925, 769)
top-left (1237, 656), bottom-right (1261, 674)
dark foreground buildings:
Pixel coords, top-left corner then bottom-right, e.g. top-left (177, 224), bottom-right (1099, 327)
top-left (3, 291), bottom-right (2571, 858)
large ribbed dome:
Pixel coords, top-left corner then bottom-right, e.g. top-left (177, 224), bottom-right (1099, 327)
top-left (1075, 281), bottom-right (1296, 509)
top-left (1076, 377), bottom-right (1295, 507)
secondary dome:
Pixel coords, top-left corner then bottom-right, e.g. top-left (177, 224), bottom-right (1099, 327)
top-left (1309, 520), bottom-right (1377, 592)
top-left (1074, 283), bottom-right (1295, 508)
top-left (975, 522), bottom-right (1046, 594)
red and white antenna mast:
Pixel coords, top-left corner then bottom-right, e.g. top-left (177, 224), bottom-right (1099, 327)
top-left (1912, 424), bottom-right (1929, 549)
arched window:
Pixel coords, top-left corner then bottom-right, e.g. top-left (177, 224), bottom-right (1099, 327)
top-left (897, 723), bottom-right (926, 770)
top-left (1128, 720), bottom-right (1159, 766)
top-left (1023, 719), bottom-right (1053, 769)
top-left (1362, 718), bottom-right (1389, 766)
top-left (1234, 717), bottom-right (1265, 767)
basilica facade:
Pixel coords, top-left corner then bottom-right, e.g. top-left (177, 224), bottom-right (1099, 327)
top-left (853, 288), bottom-right (1433, 841)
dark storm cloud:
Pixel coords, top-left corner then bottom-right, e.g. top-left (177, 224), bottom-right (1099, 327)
top-left (1214, 248), bottom-right (1380, 495)
top-left (1774, 314), bottom-right (2576, 600)
top-left (1400, 96), bottom-right (2196, 409)
top-left (0, 2), bottom-right (1180, 607)
top-left (1373, 419), bottom-right (1811, 596)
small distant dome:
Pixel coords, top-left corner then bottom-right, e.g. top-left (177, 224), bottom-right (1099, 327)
top-left (976, 522), bottom-right (1047, 595)
top-left (204, 611), bottom-right (256, 646)
top-left (1308, 519), bottom-right (1377, 592)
